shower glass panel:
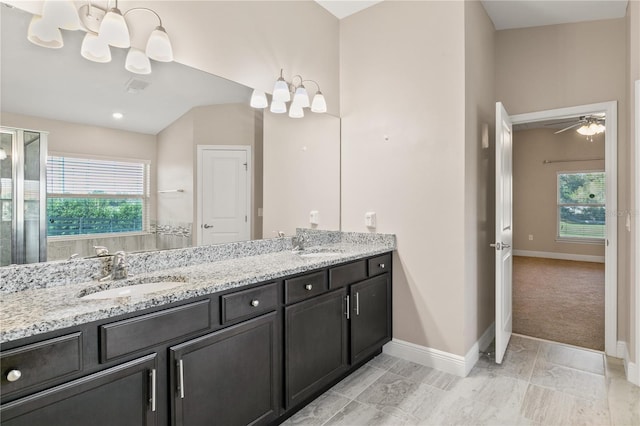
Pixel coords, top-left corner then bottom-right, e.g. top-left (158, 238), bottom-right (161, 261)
top-left (0, 131), bottom-right (13, 266)
top-left (0, 127), bottom-right (47, 266)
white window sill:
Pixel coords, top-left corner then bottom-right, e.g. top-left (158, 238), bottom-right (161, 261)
top-left (48, 232), bottom-right (154, 242)
top-left (556, 238), bottom-right (605, 245)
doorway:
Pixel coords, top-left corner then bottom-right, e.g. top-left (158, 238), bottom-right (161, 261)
top-left (496, 101), bottom-right (618, 357)
top-left (196, 145), bottom-right (251, 246)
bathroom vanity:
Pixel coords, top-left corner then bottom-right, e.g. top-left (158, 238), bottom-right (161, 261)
top-left (0, 232), bottom-right (394, 425)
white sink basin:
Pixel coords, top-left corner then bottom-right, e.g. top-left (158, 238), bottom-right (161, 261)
top-left (80, 281), bottom-right (185, 300)
top-left (297, 252), bottom-right (342, 258)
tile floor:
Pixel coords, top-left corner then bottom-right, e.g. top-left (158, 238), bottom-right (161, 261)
top-left (283, 335), bottom-right (640, 425)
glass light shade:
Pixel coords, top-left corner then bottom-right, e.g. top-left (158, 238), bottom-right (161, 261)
top-left (272, 78), bottom-right (291, 103)
top-left (146, 26), bottom-right (173, 62)
top-left (311, 91), bottom-right (327, 113)
top-left (27, 15), bottom-right (63, 48)
top-left (81, 33), bottom-right (111, 63)
top-left (125, 48), bottom-right (152, 75)
top-left (42, 0), bottom-right (80, 30)
top-left (99, 8), bottom-right (130, 48)
top-left (250, 89), bottom-right (268, 109)
top-left (293, 85), bottom-right (310, 108)
top-left (577, 124), bottom-right (597, 136)
top-left (270, 100), bottom-right (287, 114)
top-left (595, 123), bottom-right (606, 133)
top-left (289, 102), bottom-right (304, 118)
top-left (0, 148), bottom-right (7, 161)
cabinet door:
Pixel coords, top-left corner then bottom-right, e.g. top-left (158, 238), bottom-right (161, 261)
top-left (285, 288), bottom-right (348, 409)
top-left (171, 312), bottom-right (279, 426)
top-left (0, 354), bottom-right (157, 426)
top-left (350, 274), bottom-right (392, 364)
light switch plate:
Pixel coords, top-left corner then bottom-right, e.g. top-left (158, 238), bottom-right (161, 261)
top-left (365, 212), bottom-right (376, 228)
top-left (310, 210), bottom-right (319, 225)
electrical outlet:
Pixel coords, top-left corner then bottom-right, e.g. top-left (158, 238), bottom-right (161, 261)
top-left (528, 234), bottom-right (533, 241)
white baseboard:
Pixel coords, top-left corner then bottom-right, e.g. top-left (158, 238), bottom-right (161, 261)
top-left (383, 323), bottom-right (495, 378)
top-left (618, 340), bottom-right (640, 386)
top-left (513, 250), bottom-right (605, 263)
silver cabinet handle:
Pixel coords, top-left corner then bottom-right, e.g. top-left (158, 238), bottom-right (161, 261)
top-left (203, 224), bottom-right (213, 229)
top-left (305, 284), bottom-right (313, 291)
top-left (6, 369), bottom-right (21, 382)
top-left (150, 369), bottom-right (157, 412)
top-left (502, 243), bottom-right (511, 249)
top-left (345, 295), bottom-right (350, 320)
top-left (178, 359), bottom-right (185, 399)
top-left (379, 263), bottom-right (385, 269)
top-left (250, 299), bottom-right (260, 307)
top-left (355, 292), bottom-right (360, 316)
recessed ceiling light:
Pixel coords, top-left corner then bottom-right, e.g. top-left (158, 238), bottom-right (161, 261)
top-left (112, 112), bottom-right (124, 119)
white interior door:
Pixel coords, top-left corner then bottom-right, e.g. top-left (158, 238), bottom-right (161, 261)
top-left (494, 102), bottom-right (514, 364)
top-left (198, 146), bottom-right (250, 245)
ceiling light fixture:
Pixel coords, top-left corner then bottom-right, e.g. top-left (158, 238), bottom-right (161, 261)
top-left (26, 0), bottom-right (173, 75)
top-left (576, 120), bottom-right (605, 142)
top-left (250, 69), bottom-right (327, 118)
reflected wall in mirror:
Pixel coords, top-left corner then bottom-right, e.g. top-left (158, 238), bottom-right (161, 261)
top-left (0, 4), bottom-right (341, 266)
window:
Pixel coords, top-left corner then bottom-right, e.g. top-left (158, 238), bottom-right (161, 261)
top-left (557, 171), bottom-right (605, 241)
top-left (46, 155), bottom-right (150, 237)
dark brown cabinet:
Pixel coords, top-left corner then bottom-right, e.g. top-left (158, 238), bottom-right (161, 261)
top-left (170, 312), bottom-right (280, 426)
top-left (0, 354), bottom-right (157, 426)
top-left (284, 288), bottom-right (348, 408)
top-left (350, 274), bottom-right (392, 364)
top-left (1, 251), bottom-right (392, 426)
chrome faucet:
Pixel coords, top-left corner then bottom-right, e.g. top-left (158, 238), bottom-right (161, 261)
top-left (292, 233), bottom-right (306, 251)
top-left (93, 246), bottom-right (110, 257)
top-left (111, 251), bottom-right (128, 280)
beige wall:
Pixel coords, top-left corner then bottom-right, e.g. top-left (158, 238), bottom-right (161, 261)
top-left (156, 104), bottom-right (263, 242)
top-left (627, 0), bottom-right (639, 366)
top-left (495, 17), bottom-right (630, 353)
top-left (341, 1), bottom-right (469, 355)
top-left (513, 128), bottom-right (606, 257)
top-left (464, 0), bottom-right (496, 352)
top-left (263, 112), bottom-right (341, 237)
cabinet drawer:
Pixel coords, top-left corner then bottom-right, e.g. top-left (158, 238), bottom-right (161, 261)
top-left (284, 271), bottom-right (327, 304)
top-left (221, 283), bottom-right (278, 324)
top-left (329, 260), bottom-right (367, 289)
top-left (368, 253), bottom-right (391, 277)
top-left (1, 332), bottom-right (82, 396)
top-left (100, 300), bottom-right (211, 362)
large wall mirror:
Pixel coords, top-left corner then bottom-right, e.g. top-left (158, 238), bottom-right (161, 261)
top-left (0, 4), bottom-right (341, 266)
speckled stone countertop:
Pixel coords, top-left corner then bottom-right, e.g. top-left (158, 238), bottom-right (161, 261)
top-left (0, 230), bottom-right (395, 344)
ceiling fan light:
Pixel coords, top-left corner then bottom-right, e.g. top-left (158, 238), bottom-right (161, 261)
top-left (311, 91), bottom-right (327, 113)
top-left (42, 0), bottom-right (81, 31)
top-left (125, 48), bottom-right (152, 75)
top-left (270, 100), bottom-right (287, 114)
top-left (81, 32), bottom-right (111, 63)
top-left (576, 124), bottom-right (597, 136)
top-left (250, 89), bottom-right (268, 109)
top-left (27, 15), bottom-right (63, 48)
top-left (293, 85), bottom-right (310, 108)
top-left (289, 102), bottom-right (304, 118)
top-left (99, 7), bottom-right (130, 48)
top-left (146, 26), bottom-right (173, 62)
top-left (272, 77), bottom-right (291, 103)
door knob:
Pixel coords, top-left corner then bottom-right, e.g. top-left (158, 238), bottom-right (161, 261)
top-left (490, 242), bottom-right (502, 250)
top-left (203, 224), bottom-right (213, 229)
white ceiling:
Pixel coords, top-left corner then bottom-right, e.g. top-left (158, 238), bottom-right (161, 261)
top-left (315, 0), bottom-right (383, 19)
top-left (0, 4), bottom-right (252, 135)
top-left (316, 0), bottom-right (628, 28)
top-left (481, 0), bottom-right (629, 30)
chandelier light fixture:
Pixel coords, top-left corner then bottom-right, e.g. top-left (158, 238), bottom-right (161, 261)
top-left (250, 69), bottom-right (327, 118)
top-left (26, 0), bottom-right (173, 75)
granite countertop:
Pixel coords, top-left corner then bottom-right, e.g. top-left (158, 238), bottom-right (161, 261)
top-left (0, 240), bottom-right (394, 344)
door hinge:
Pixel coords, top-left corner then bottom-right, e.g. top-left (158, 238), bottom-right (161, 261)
top-left (245, 215), bottom-right (247, 222)
top-left (243, 162), bottom-right (247, 171)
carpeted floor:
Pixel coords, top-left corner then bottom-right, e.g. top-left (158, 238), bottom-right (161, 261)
top-left (513, 256), bottom-right (605, 351)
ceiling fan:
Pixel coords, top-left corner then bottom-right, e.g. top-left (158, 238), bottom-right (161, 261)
top-left (551, 114), bottom-right (606, 135)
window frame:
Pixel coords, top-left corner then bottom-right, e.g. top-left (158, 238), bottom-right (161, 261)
top-left (556, 170), bottom-right (606, 244)
top-left (46, 152), bottom-right (151, 240)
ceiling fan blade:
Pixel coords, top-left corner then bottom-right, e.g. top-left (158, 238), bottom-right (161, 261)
top-left (554, 122), bottom-right (584, 134)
